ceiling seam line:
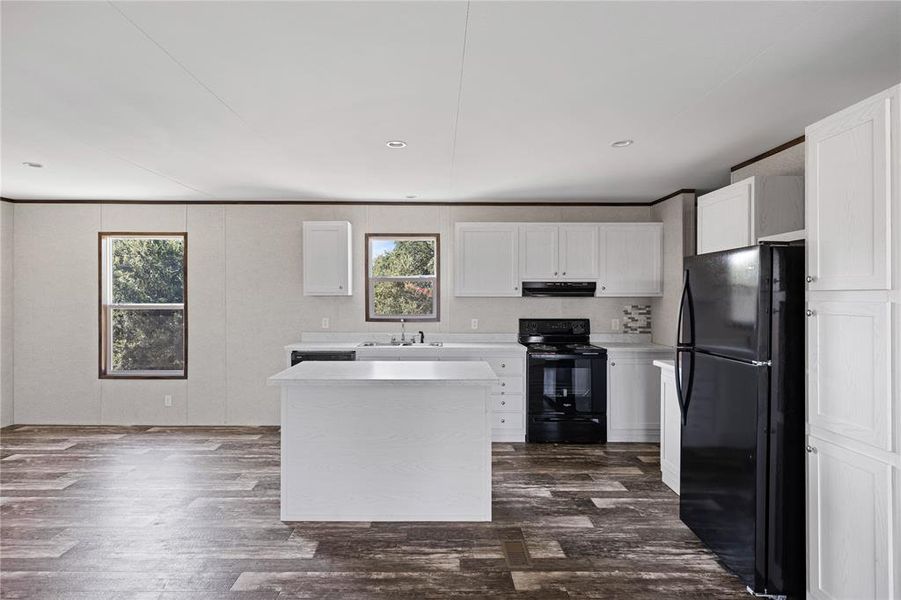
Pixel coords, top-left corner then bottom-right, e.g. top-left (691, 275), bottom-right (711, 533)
top-left (447, 1), bottom-right (471, 195)
top-left (107, 1), bottom-right (250, 126)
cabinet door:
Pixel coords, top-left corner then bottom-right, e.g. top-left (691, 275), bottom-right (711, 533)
top-left (600, 224), bottom-right (663, 296)
top-left (559, 224), bottom-right (599, 279)
top-left (807, 437), bottom-right (895, 600)
top-left (807, 298), bottom-right (892, 450)
top-left (520, 225), bottom-right (559, 279)
top-left (696, 179), bottom-right (754, 254)
top-left (806, 86), bottom-right (896, 290)
top-left (454, 223), bottom-right (520, 297)
top-left (607, 357), bottom-right (661, 442)
top-left (303, 221), bottom-right (351, 296)
top-left (659, 370), bottom-right (680, 494)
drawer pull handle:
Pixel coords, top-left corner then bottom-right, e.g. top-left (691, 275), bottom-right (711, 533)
top-left (806, 309), bottom-right (815, 317)
top-left (500, 363), bottom-right (506, 368)
top-left (500, 419), bottom-right (505, 424)
top-left (610, 361), bottom-right (616, 366)
top-left (501, 382), bottom-right (506, 387)
top-left (806, 276), bottom-right (814, 283)
top-left (501, 401), bottom-right (506, 406)
top-left (806, 445), bottom-right (817, 454)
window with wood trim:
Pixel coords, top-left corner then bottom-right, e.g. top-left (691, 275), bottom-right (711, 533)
top-left (365, 233), bottom-right (439, 322)
top-left (99, 233), bottom-right (187, 378)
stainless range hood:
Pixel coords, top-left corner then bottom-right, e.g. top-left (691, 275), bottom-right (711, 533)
top-left (521, 281), bottom-right (597, 297)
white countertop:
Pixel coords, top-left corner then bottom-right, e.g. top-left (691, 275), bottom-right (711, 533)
top-left (600, 342), bottom-right (673, 353)
top-left (284, 341), bottom-right (674, 353)
top-left (269, 360), bottom-right (499, 385)
top-left (285, 341), bottom-right (525, 353)
top-left (653, 359), bottom-right (675, 371)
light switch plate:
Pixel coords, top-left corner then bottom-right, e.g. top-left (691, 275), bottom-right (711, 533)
top-left (164, 395), bottom-right (173, 407)
top-left (611, 318), bottom-right (621, 332)
top-left (471, 319), bottom-right (479, 330)
top-left (321, 317), bottom-right (330, 329)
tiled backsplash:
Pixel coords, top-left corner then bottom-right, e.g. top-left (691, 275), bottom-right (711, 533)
top-left (623, 304), bottom-right (652, 334)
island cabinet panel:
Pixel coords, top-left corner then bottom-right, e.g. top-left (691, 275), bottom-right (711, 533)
top-left (454, 223), bottom-right (520, 296)
top-left (279, 384), bottom-right (492, 521)
top-left (302, 221), bottom-right (352, 296)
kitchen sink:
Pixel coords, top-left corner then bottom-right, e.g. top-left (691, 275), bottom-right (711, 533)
top-left (358, 341), bottom-right (443, 347)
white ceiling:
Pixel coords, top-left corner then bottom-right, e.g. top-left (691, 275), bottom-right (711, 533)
top-left (2, 1), bottom-right (899, 203)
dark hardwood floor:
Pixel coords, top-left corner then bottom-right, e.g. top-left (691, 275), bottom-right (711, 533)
top-left (0, 426), bottom-right (746, 599)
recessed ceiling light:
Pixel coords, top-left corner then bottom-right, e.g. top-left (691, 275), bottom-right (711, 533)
top-left (610, 139), bottom-right (634, 148)
top-left (386, 140), bottom-right (407, 149)
top-left (405, 194), bottom-right (418, 199)
top-left (22, 161), bottom-right (43, 168)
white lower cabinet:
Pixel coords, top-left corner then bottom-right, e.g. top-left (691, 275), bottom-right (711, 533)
top-left (806, 436), bottom-right (897, 600)
top-left (440, 350), bottom-right (526, 442)
top-left (654, 361), bottom-right (679, 494)
top-left (607, 349), bottom-right (672, 442)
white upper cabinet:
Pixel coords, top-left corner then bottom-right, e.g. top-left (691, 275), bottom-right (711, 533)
top-left (806, 84), bottom-right (898, 291)
top-left (520, 224), bottom-right (599, 280)
top-left (598, 223), bottom-right (663, 296)
top-left (454, 223), bottom-right (520, 297)
top-left (697, 175), bottom-right (804, 255)
top-left (519, 225), bottom-right (560, 279)
top-left (559, 224), bottom-right (599, 279)
top-left (303, 221), bottom-right (352, 296)
top-left (455, 221), bottom-right (661, 297)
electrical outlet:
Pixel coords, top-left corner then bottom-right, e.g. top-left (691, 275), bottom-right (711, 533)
top-left (321, 317), bottom-right (330, 329)
top-left (164, 395), bottom-right (173, 407)
top-left (611, 318), bottom-right (621, 332)
top-left (471, 319), bottom-right (479, 330)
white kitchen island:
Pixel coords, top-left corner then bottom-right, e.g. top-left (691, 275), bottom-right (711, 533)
top-left (268, 360), bottom-right (497, 522)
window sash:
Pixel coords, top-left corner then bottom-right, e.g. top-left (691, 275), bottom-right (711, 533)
top-left (100, 233), bottom-right (187, 378)
top-left (367, 276), bottom-right (437, 320)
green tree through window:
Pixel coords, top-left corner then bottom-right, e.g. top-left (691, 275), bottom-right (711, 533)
top-left (367, 235), bottom-right (439, 321)
top-left (100, 234), bottom-right (187, 377)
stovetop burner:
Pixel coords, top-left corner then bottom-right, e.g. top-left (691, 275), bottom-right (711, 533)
top-left (525, 342), bottom-right (605, 355)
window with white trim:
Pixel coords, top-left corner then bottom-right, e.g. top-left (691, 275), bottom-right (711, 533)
top-left (99, 233), bottom-right (187, 378)
top-left (366, 234), bottom-right (439, 322)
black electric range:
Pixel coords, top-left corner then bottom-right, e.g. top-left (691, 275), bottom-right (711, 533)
top-left (519, 319), bottom-right (607, 443)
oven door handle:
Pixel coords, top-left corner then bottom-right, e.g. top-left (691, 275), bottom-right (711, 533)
top-left (532, 417), bottom-right (600, 423)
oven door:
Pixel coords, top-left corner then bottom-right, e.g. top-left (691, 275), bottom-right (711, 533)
top-left (527, 353), bottom-right (606, 416)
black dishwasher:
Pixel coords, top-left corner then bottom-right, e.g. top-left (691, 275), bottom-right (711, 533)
top-left (290, 350), bottom-right (356, 366)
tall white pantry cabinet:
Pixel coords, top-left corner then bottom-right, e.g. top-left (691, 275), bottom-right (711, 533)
top-left (804, 83), bottom-right (900, 600)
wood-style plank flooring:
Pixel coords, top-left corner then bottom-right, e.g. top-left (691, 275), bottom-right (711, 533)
top-left (0, 426), bottom-right (746, 599)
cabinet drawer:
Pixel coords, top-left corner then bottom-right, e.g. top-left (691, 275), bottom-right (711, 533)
top-left (491, 412), bottom-right (522, 429)
top-left (491, 394), bottom-right (523, 413)
top-left (483, 357), bottom-right (523, 376)
top-left (490, 377), bottom-right (523, 396)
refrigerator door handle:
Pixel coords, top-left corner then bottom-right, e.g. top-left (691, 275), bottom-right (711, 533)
top-left (675, 269), bottom-right (696, 424)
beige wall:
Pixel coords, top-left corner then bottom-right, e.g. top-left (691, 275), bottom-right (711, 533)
top-left (1, 202), bottom-right (13, 427)
top-left (650, 193), bottom-right (692, 347)
top-left (731, 141), bottom-right (805, 182)
top-left (11, 202), bottom-right (658, 426)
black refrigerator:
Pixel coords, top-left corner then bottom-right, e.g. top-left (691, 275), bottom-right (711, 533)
top-left (676, 243), bottom-right (805, 598)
